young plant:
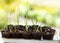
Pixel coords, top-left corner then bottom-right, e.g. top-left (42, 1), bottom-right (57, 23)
top-left (27, 4), bottom-right (39, 32)
top-left (16, 12), bottom-right (20, 25)
top-left (25, 9), bottom-right (29, 32)
top-left (34, 15), bottom-right (39, 32)
top-left (25, 2), bottom-right (30, 32)
top-left (28, 14), bottom-right (39, 32)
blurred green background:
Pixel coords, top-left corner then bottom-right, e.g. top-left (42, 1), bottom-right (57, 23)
top-left (0, 0), bottom-right (60, 29)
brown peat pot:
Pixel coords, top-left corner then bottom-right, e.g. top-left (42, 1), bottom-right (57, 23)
top-left (15, 25), bottom-right (26, 31)
top-left (11, 32), bottom-right (22, 38)
top-left (7, 25), bottom-right (15, 32)
top-left (42, 32), bottom-right (55, 40)
top-left (31, 32), bottom-right (41, 40)
top-left (1, 25), bottom-right (56, 40)
top-left (28, 25), bottom-right (40, 32)
top-left (1, 31), bottom-right (12, 38)
top-left (21, 31), bottom-right (32, 39)
top-left (42, 26), bottom-right (55, 40)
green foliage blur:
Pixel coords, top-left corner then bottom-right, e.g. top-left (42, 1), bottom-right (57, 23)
top-left (0, 0), bottom-right (60, 29)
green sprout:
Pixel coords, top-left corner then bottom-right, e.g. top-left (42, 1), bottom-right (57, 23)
top-left (16, 11), bottom-right (20, 25)
top-left (25, 2), bottom-right (29, 32)
top-left (34, 15), bottom-right (40, 32)
top-left (25, 9), bottom-right (29, 32)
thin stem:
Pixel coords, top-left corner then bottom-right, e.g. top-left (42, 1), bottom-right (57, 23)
top-left (25, 9), bottom-right (28, 32)
top-left (36, 20), bottom-right (38, 32)
top-left (31, 19), bottom-right (36, 31)
top-left (26, 16), bottom-right (28, 31)
top-left (17, 15), bottom-right (19, 25)
top-left (36, 20), bottom-right (37, 25)
top-left (40, 26), bottom-right (42, 32)
top-left (17, 8), bottom-right (20, 25)
top-left (36, 26), bottom-right (39, 32)
top-left (9, 12), bottom-right (11, 24)
top-left (32, 19), bottom-right (35, 25)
